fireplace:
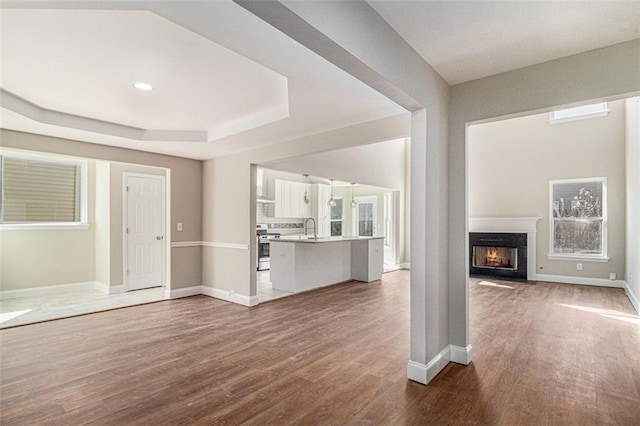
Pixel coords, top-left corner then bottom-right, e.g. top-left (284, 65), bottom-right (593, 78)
top-left (469, 232), bottom-right (527, 280)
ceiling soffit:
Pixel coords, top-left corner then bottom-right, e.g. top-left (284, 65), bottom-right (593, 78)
top-left (0, 9), bottom-right (289, 143)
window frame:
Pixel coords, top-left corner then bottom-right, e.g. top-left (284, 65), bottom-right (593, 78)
top-left (330, 196), bottom-right (344, 237)
top-left (0, 151), bottom-right (88, 230)
top-left (548, 177), bottom-right (608, 262)
top-left (549, 102), bottom-right (608, 124)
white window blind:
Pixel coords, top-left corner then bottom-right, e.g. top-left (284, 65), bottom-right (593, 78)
top-left (1, 154), bottom-right (82, 223)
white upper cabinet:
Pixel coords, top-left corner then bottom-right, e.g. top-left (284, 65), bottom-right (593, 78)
top-left (275, 179), bottom-right (312, 218)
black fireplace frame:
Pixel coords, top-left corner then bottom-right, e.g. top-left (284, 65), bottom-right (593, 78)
top-left (469, 232), bottom-right (527, 280)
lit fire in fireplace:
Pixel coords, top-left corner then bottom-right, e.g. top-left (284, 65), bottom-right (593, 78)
top-left (484, 247), bottom-right (506, 267)
top-left (473, 246), bottom-right (515, 269)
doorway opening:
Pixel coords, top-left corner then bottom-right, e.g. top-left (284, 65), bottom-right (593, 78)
top-left (354, 195), bottom-right (377, 237)
top-left (253, 164), bottom-right (406, 303)
top-left (0, 153), bottom-right (171, 328)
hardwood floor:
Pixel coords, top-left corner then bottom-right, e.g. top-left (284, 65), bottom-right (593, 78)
top-left (1, 271), bottom-right (639, 425)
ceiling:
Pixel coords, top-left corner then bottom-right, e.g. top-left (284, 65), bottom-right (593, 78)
top-left (1, 1), bottom-right (638, 160)
top-left (0, 1), bottom-right (405, 160)
top-left (2, 9), bottom-right (289, 140)
top-left (369, 1), bottom-right (640, 85)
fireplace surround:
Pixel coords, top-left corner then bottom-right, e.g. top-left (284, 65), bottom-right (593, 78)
top-left (469, 217), bottom-right (541, 281)
top-left (469, 232), bottom-right (527, 279)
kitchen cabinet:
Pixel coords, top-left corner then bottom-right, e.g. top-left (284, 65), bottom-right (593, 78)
top-left (274, 179), bottom-right (311, 218)
top-left (270, 236), bottom-right (384, 293)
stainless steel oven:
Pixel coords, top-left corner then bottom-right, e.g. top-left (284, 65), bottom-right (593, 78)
top-left (257, 229), bottom-right (280, 271)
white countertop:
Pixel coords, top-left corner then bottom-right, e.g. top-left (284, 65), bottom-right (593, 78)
top-left (272, 236), bottom-right (385, 244)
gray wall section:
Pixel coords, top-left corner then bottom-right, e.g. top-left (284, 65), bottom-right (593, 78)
top-left (469, 100), bottom-right (626, 280)
top-left (201, 154), bottom-right (252, 296)
top-left (0, 129), bottom-right (203, 290)
top-left (233, 1), bottom-right (452, 368)
top-left (450, 39), bottom-right (640, 347)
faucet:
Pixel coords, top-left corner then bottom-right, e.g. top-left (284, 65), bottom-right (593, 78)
top-left (304, 218), bottom-right (317, 239)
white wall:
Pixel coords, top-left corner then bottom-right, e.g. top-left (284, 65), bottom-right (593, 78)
top-left (0, 155), bottom-right (96, 291)
top-left (626, 97), bottom-right (640, 312)
top-left (264, 138), bottom-right (408, 190)
top-left (469, 100), bottom-right (626, 280)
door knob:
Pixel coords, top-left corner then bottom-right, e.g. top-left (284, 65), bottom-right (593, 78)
top-left (156, 236), bottom-right (164, 240)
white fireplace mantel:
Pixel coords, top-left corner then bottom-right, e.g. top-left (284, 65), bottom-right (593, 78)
top-left (469, 217), bottom-right (541, 234)
top-left (469, 217), bottom-right (542, 280)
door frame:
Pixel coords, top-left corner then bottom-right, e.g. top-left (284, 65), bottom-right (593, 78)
top-left (122, 172), bottom-right (170, 292)
top-left (383, 191), bottom-right (397, 266)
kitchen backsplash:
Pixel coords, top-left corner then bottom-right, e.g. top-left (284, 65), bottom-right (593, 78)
top-left (257, 200), bottom-right (306, 234)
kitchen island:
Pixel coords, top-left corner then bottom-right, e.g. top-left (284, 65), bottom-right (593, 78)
top-left (269, 236), bottom-right (384, 293)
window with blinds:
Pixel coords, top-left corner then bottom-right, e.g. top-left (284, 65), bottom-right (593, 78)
top-left (0, 154), bottom-right (85, 224)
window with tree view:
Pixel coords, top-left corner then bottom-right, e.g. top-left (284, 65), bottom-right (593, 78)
top-left (550, 177), bottom-right (606, 259)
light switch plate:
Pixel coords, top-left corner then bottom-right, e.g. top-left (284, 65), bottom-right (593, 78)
top-left (177, 222), bottom-right (183, 231)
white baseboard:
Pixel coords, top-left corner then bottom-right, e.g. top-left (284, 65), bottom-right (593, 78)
top-left (400, 263), bottom-right (411, 270)
top-left (535, 273), bottom-right (625, 288)
top-left (200, 286), bottom-right (257, 307)
top-left (407, 345), bottom-right (451, 385)
top-left (94, 281), bottom-right (109, 294)
top-left (166, 286), bottom-right (201, 299)
top-left (624, 281), bottom-right (640, 315)
top-left (0, 281), bottom-right (96, 300)
top-left (406, 360), bottom-right (429, 385)
top-left (450, 344), bottom-right (473, 365)
top-left (94, 282), bottom-right (125, 295)
top-left (407, 344), bottom-right (474, 385)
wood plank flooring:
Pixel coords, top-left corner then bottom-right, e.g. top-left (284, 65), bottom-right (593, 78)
top-left (1, 271), bottom-right (639, 424)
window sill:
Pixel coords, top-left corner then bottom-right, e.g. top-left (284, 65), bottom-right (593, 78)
top-left (547, 254), bottom-right (609, 263)
top-left (0, 223), bottom-right (91, 230)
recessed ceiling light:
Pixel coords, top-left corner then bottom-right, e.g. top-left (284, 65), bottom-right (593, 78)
top-left (133, 82), bottom-right (154, 91)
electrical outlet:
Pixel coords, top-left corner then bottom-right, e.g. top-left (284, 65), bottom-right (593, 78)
top-left (609, 272), bottom-right (616, 280)
top-left (177, 222), bottom-right (183, 231)
top-left (577, 263), bottom-right (583, 271)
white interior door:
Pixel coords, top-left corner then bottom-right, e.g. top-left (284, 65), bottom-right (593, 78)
top-left (125, 174), bottom-right (165, 291)
top-left (355, 196), bottom-right (377, 237)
